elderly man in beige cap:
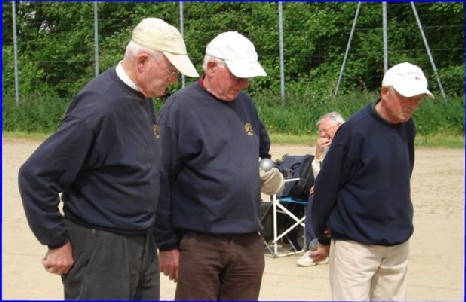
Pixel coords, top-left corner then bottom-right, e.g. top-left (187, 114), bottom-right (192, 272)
top-left (154, 31), bottom-right (283, 300)
top-left (18, 18), bottom-right (197, 300)
top-left (310, 62), bottom-right (434, 300)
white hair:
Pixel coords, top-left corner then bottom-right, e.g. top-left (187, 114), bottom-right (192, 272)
top-left (202, 54), bottom-right (226, 71)
top-left (124, 40), bottom-right (162, 60)
top-left (316, 112), bottom-right (345, 127)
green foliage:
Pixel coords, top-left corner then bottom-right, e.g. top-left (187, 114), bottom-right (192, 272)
top-left (4, 91), bottom-right (463, 138)
top-left (2, 94), bottom-right (68, 133)
top-left (254, 88), bottom-right (464, 137)
top-left (2, 45), bottom-right (15, 96)
top-left (414, 98), bottom-right (465, 135)
top-left (3, 2), bottom-right (463, 98)
top-left (2, 2), bottom-right (464, 140)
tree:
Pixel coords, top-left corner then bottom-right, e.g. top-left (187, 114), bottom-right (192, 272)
top-left (2, 2), bottom-right (463, 100)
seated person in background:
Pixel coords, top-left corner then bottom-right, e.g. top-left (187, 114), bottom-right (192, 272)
top-left (296, 112), bottom-right (345, 267)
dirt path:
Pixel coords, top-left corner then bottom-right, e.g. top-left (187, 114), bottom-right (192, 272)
top-left (2, 138), bottom-right (464, 300)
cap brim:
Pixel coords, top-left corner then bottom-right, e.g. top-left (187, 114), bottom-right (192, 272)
top-left (423, 89), bottom-right (434, 99)
top-left (225, 60), bottom-right (267, 78)
top-left (394, 84), bottom-right (434, 99)
top-left (164, 52), bottom-right (199, 78)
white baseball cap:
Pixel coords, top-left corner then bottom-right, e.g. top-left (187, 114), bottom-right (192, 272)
top-left (382, 62), bottom-right (433, 98)
top-left (131, 18), bottom-right (199, 77)
top-left (206, 31), bottom-right (267, 78)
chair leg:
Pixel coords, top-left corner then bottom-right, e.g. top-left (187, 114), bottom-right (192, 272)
top-left (263, 239), bottom-right (277, 258)
top-left (271, 194), bottom-right (308, 257)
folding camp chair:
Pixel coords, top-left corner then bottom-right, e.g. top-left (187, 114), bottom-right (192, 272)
top-left (270, 178), bottom-right (309, 257)
top-left (261, 154), bottom-right (314, 258)
top-left (261, 190), bottom-right (305, 258)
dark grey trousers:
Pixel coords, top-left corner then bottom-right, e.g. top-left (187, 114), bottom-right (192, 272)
top-left (304, 197), bottom-right (316, 249)
top-left (62, 220), bottom-right (159, 300)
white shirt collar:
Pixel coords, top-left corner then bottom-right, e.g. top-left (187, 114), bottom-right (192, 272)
top-left (116, 61), bottom-right (138, 91)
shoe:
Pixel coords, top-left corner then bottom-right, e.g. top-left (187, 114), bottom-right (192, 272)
top-left (296, 252), bottom-right (329, 267)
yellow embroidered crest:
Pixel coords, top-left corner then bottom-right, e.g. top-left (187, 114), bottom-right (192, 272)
top-left (153, 124), bottom-right (160, 138)
top-left (244, 123), bottom-right (254, 136)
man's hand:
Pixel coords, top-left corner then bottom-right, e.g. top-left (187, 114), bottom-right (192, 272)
top-left (42, 241), bottom-right (74, 275)
top-left (309, 242), bottom-right (330, 262)
top-left (315, 137), bottom-right (331, 159)
top-left (260, 167), bottom-right (285, 195)
top-left (309, 229), bottom-right (332, 262)
top-left (309, 185), bottom-right (314, 196)
top-left (159, 249), bottom-right (180, 282)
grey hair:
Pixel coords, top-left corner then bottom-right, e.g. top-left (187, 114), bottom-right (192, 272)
top-left (316, 111), bottom-right (345, 127)
top-left (124, 40), bottom-right (162, 60)
top-left (202, 54), bottom-right (226, 71)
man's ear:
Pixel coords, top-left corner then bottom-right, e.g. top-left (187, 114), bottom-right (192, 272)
top-left (205, 61), bottom-right (217, 75)
top-left (380, 86), bottom-right (392, 99)
top-left (136, 53), bottom-right (151, 71)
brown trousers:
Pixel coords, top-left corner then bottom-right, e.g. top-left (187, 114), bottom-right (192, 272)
top-left (175, 231), bottom-right (265, 300)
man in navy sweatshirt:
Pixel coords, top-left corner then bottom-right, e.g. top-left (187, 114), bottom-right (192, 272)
top-left (18, 18), bottom-right (198, 299)
top-left (310, 62), bottom-right (434, 300)
top-left (154, 31), bottom-right (283, 300)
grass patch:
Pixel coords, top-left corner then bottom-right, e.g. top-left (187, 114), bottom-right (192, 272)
top-left (2, 131), bottom-right (51, 140)
top-left (269, 133), bottom-right (464, 148)
top-left (414, 134), bottom-right (464, 148)
top-left (3, 131), bottom-right (463, 148)
top-left (269, 133), bottom-right (314, 145)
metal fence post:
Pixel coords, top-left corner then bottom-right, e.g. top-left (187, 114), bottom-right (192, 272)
top-left (278, 2), bottom-right (285, 107)
top-left (179, 1), bottom-right (185, 88)
top-left (411, 2), bottom-right (446, 101)
top-left (12, 1), bottom-right (20, 106)
top-left (334, 2), bottom-right (361, 97)
top-left (383, 2), bottom-right (388, 72)
top-left (94, 2), bottom-right (99, 77)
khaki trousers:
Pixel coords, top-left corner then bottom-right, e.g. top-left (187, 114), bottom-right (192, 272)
top-left (329, 239), bottom-right (409, 301)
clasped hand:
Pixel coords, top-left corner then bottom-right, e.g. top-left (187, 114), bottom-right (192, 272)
top-left (259, 168), bottom-right (285, 195)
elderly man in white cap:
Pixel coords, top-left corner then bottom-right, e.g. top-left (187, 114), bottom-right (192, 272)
top-left (18, 18), bottom-right (198, 300)
top-left (310, 62), bottom-right (434, 301)
top-left (154, 31), bottom-right (283, 300)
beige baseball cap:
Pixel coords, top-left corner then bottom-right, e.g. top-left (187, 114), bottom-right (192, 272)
top-left (382, 62), bottom-right (433, 98)
top-left (131, 18), bottom-right (199, 77)
top-left (206, 31), bottom-right (267, 78)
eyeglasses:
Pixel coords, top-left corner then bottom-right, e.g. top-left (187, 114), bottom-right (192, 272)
top-left (316, 124), bottom-right (337, 135)
top-left (165, 67), bottom-right (178, 80)
top-left (149, 53), bottom-right (178, 80)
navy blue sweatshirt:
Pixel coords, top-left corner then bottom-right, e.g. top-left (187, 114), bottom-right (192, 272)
top-left (312, 100), bottom-right (415, 246)
top-left (18, 68), bottom-right (161, 248)
top-left (154, 81), bottom-right (271, 251)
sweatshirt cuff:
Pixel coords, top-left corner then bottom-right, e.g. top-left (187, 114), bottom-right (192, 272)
top-left (47, 239), bottom-right (68, 250)
top-left (158, 243), bottom-right (179, 252)
top-left (317, 237), bottom-right (331, 246)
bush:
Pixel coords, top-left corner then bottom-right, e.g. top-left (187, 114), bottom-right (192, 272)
top-left (2, 94), bottom-right (69, 133)
top-left (3, 90), bottom-right (463, 137)
top-left (255, 89), bottom-right (464, 136)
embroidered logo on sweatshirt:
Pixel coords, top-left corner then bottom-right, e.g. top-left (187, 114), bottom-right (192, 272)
top-left (153, 124), bottom-right (160, 138)
top-left (244, 123), bottom-right (254, 136)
